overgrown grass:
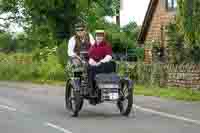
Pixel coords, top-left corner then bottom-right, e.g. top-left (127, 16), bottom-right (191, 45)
top-left (31, 80), bottom-right (65, 86)
top-left (135, 85), bottom-right (200, 101)
top-left (0, 53), bottom-right (66, 82)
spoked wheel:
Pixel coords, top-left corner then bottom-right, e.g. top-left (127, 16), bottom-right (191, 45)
top-left (65, 81), bottom-right (83, 117)
top-left (117, 82), bottom-right (133, 116)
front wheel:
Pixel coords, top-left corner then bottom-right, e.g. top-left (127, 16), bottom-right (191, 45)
top-left (65, 81), bottom-right (83, 117)
top-left (117, 82), bottom-right (133, 116)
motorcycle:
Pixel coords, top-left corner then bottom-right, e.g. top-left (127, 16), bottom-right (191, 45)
top-left (65, 51), bottom-right (134, 117)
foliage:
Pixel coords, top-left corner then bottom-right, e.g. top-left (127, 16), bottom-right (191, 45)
top-left (0, 32), bottom-right (14, 52)
top-left (117, 62), bottom-right (163, 86)
top-left (104, 21), bottom-right (139, 53)
top-left (177, 0), bottom-right (200, 46)
top-left (14, 33), bottom-right (28, 52)
top-left (122, 21), bottom-right (139, 47)
top-left (166, 22), bottom-right (200, 64)
top-left (32, 46), bottom-right (57, 62)
top-left (0, 53), bottom-right (65, 81)
top-left (0, 0), bottom-right (138, 55)
top-left (0, 54), bottom-right (38, 80)
top-left (0, 0), bottom-right (123, 53)
top-left (38, 54), bottom-right (65, 81)
top-left (134, 48), bottom-right (144, 61)
top-left (0, 0), bottom-right (119, 40)
top-left (56, 40), bottom-right (68, 68)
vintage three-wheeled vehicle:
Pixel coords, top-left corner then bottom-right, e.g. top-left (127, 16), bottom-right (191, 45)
top-left (65, 51), bottom-right (134, 117)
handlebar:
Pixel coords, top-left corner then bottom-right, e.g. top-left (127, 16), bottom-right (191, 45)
top-left (70, 56), bottom-right (88, 67)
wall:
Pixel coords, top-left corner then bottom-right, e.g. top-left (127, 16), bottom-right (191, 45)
top-left (145, 0), bottom-right (175, 45)
top-left (164, 65), bottom-right (200, 89)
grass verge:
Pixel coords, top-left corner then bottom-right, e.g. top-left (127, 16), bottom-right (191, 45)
top-left (31, 80), bottom-right (66, 86)
top-left (134, 85), bottom-right (200, 101)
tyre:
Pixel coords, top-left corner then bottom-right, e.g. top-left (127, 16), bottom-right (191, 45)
top-left (65, 81), bottom-right (83, 117)
top-left (117, 81), bottom-right (133, 116)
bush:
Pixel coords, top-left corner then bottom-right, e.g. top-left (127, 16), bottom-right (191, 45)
top-left (0, 32), bottom-right (14, 52)
top-left (91, 21), bottom-right (139, 53)
top-left (135, 48), bottom-right (144, 61)
top-left (0, 53), bottom-right (65, 82)
top-left (32, 46), bottom-right (57, 62)
top-left (118, 62), bottom-right (165, 86)
top-left (38, 55), bottom-right (65, 81)
top-left (166, 23), bottom-right (200, 64)
top-left (0, 59), bottom-right (38, 81)
top-left (56, 40), bottom-right (68, 68)
top-left (127, 48), bottom-right (144, 61)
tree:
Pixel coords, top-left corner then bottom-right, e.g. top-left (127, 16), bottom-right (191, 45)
top-left (166, 21), bottom-right (200, 64)
top-left (0, 0), bottom-right (122, 53)
top-left (101, 20), bottom-right (139, 53)
top-left (177, 0), bottom-right (200, 46)
top-left (0, 32), bottom-right (14, 52)
top-left (0, 0), bottom-right (119, 39)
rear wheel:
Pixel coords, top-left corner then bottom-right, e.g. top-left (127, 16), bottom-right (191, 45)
top-left (65, 81), bottom-right (83, 117)
top-left (117, 82), bottom-right (133, 116)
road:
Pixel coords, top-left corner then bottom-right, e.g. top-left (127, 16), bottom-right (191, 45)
top-left (0, 81), bottom-right (200, 133)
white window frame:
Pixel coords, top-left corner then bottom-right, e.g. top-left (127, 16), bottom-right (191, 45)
top-left (166, 0), bottom-right (177, 11)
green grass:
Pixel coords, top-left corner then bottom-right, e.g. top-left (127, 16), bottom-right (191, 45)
top-left (31, 80), bottom-right (65, 86)
top-left (0, 53), bottom-right (66, 82)
top-left (134, 85), bottom-right (200, 101)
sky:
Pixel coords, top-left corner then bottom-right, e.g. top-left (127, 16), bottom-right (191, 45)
top-left (120, 0), bottom-right (150, 26)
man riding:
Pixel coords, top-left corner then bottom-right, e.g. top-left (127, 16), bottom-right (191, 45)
top-left (68, 22), bottom-right (95, 63)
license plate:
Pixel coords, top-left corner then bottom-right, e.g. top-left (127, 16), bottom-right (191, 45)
top-left (109, 93), bottom-right (119, 100)
top-left (98, 84), bottom-right (119, 88)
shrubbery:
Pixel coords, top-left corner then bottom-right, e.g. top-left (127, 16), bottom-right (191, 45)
top-left (56, 40), bottom-right (68, 68)
top-left (117, 61), bottom-right (164, 86)
top-left (0, 52), bottom-right (153, 85)
top-left (0, 53), bottom-right (65, 82)
top-left (166, 23), bottom-right (200, 64)
top-left (0, 51), bottom-right (155, 84)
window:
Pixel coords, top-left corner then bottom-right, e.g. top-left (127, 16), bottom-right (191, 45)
top-left (166, 0), bottom-right (177, 10)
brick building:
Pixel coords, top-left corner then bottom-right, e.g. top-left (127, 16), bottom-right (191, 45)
top-left (138, 0), bottom-right (177, 63)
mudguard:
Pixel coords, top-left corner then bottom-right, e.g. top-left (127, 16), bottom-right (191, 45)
top-left (121, 77), bottom-right (134, 90)
top-left (70, 78), bottom-right (81, 91)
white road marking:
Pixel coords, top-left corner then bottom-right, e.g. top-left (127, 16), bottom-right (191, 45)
top-left (0, 104), bottom-right (17, 111)
top-left (134, 104), bottom-right (200, 125)
top-left (45, 122), bottom-right (72, 133)
top-left (0, 110), bottom-right (5, 113)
